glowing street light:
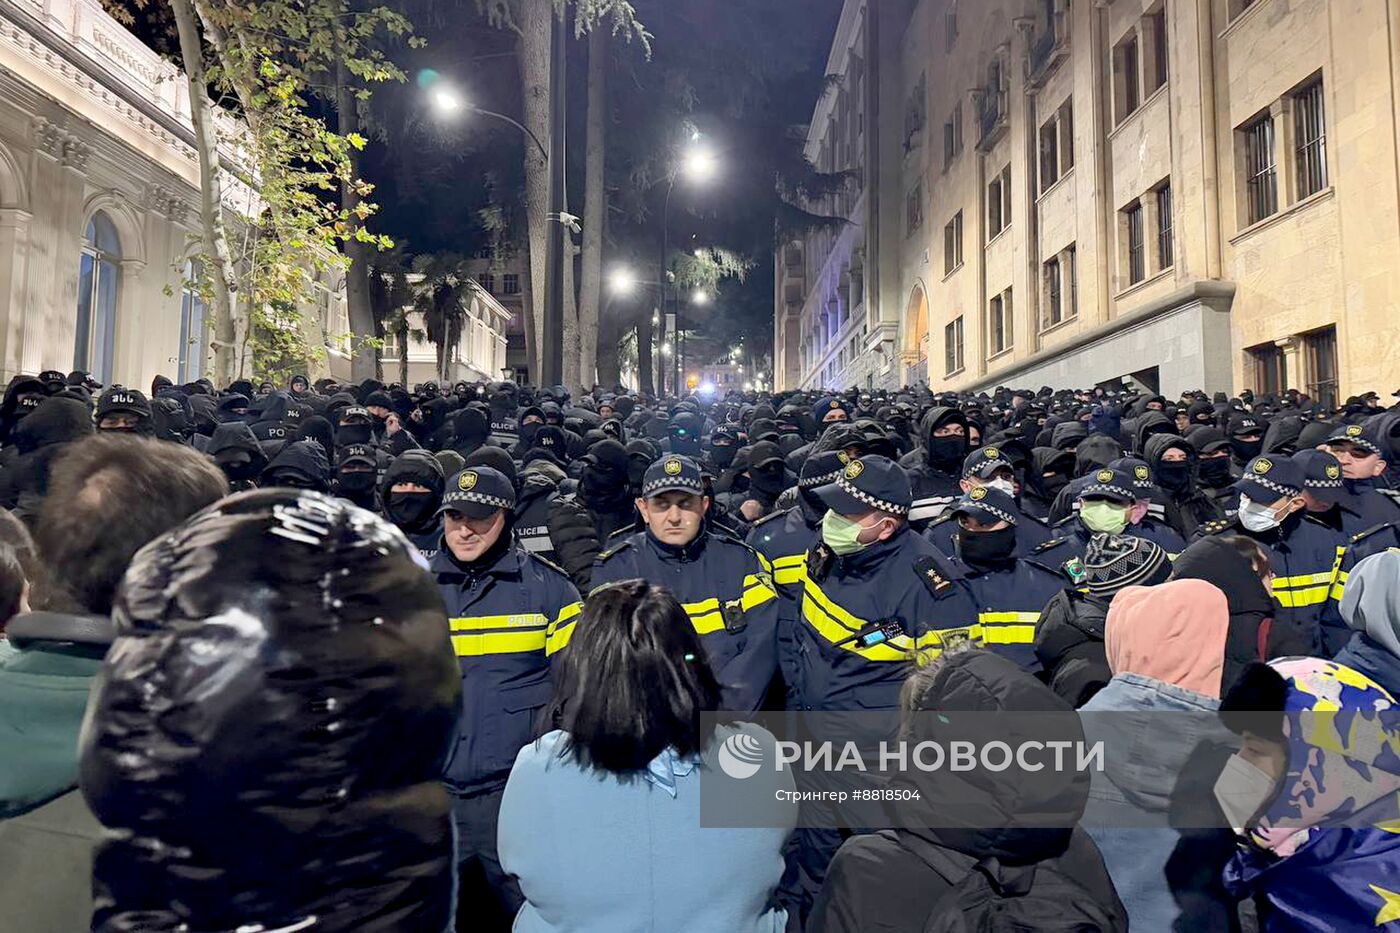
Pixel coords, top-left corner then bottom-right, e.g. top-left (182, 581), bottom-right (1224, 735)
top-left (609, 266), bottom-right (636, 295)
top-left (682, 145), bottom-right (718, 183)
top-left (660, 342), bottom-right (674, 357)
top-left (691, 288), bottom-right (710, 306)
top-left (430, 86), bottom-right (463, 116)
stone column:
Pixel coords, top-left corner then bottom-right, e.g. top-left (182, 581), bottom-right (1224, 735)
top-left (0, 207), bottom-right (32, 380)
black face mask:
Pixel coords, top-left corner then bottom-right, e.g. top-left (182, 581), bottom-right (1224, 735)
top-left (750, 465), bottom-right (787, 498)
top-left (336, 471), bottom-right (376, 494)
top-left (627, 458), bottom-right (649, 495)
top-left (268, 472), bottom-right (318, 490)
top-left (386, 490), bottom-right (438, 530)
top-left (1155, 460), bottom-right (1194, 493)
top-left (520, 422), bottom-right (542, 445)
top-left (1198, 457), bottom-right (1233, 487)
top-left (1041, 475), bottom-right (1070, 499)
top-left (928, 435), bottom-right (968, 470)
top-left (216, 452), bottom-right (261, 482)
top-left (957, 525), bottom-right (1018, 568)
top-left (581, 466), bottom-right (632, 511)
top-left (338, 423), bottom-right (373, 445)
top-left (1230, 437), bottom-right (1263, 462)
top-left (711, 444), bottom-right (737, 469)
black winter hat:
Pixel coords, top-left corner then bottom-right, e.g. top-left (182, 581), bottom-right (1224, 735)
top-left (1082, 533), bottom-right (1170, 595)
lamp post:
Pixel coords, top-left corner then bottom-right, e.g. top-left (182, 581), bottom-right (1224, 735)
top-left (658, 136), bottom-right (719, 397)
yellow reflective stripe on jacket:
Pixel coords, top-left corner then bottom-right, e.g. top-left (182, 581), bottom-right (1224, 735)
top-left (771, 553), bottom-right (807, 586)
top-left (452, 629), bottom-right (547, 657)
top-left (800, 593), bottom-right (911, 661)
top-left (741, 575), bottom-right (778, 612)
top-left (977, 611), bottom-right (1039, 645)
top-left (1272, 573), bottom-right (1334, 608)
top-left (450, 613), bottom-right (549, 631)
top-left (543, 601), bottom-right (584, 657)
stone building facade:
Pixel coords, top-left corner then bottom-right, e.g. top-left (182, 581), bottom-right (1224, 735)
top-left (786, 0), bottom-right (1400, 402)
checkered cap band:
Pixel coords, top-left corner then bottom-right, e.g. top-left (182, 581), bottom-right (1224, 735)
top-left (642, 474), bottom-right (704, 497)
top-left (962, 455), bottom-right (1012, 479)
top-left (1081, 481), bottom-right (1135, 501)
top-left (957, 501), bottom-right (1017, 526)
top-left (1303, 476), bottom-right (1344, 490)
top-left (1242, 473), bottom-right (1301, 498)
top-left (800, 468), bottom-right (844, 489)
top-left (835, 474), bottom-right (908, 515)
top-left (442, 490), bottom-right (514, 511)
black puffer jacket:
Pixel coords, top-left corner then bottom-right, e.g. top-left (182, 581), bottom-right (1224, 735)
top-left (80, 490), bottom-right (461, 933)
top-left (810, 651), bottom-right (1126, 933)
top-left (1034, 589), bottom-right (1114, 707)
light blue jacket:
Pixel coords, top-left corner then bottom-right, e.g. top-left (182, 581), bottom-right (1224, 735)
top-left (1080, 673), bottom-right (1241, 932)
top-left (498, 728), bottom-right (793, 933)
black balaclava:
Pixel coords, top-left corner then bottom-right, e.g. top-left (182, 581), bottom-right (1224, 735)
top-left (748, 461), bottom-right (788, 501)
top-left (580, 440), bottom-right (633, 513)
top-left (1198, 456), bottom-right (1233, 488)
top-left (926, 413), bottom-right (970, 471)
top-left (957, 525), bottom-right (1018, 569)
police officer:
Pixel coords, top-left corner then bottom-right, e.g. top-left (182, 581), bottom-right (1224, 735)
top-left (331, 443), bottom-right (378, 509)
top-left (430, 466), bottom-right (581, 921)
top-left (795, 454), bottom-right (981, 714)
top-left (747, 450), bottom-right (846, 705)
top-left (379, 448), bottom-right (445, 561)
top-left (1195, 454), bottom-right (1343, 653)
top-left (907, 406), bottom-right (969, 529)
top-left (940, 486), bottom-right (1076, 671)
top-left (1055, 466), bottom-right (1180, 557)
top-left (1319, 423), bottom-right (1400, 525)
top-left (94, 387), bottom-right (153, 435)
top-left (923, 446), bottom-right (1053, 557)
top-left (586, 454), bottom-right (778, 712)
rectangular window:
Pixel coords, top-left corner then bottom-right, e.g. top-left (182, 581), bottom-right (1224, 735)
top-left (381, 329), bottom-right (401, 360)
top-left (906, 182), bottom-right (924, 235)
top-left (1294, 79), bottom-right (1328, 198)
top-left (1244, 114), bottom-right (1278, 223)
top-left (479, 272), bottom-right (496, 293)
top-left (1304, 325), bottom-right (1338, 409)
top-left (943, 103), bottom-right (963, 168)
top-left (1148, 9), bottom-right (1168, 93)
top-left (1247, 342), bottom-right (1285, 396)
top-left (1126, 202), bottom-right (1145, 284)
top-left (988, 165), bottom-right (1011, 237)
top-left (1065, 244), bottom-right (1077, 319)
top-left (1044, 256), bottom-right (1062, 329)
top-left (945, 316), bottom-right (965, 374)
top-left (989, 288), bottom-right (1013, 355)
top-left (944, 211), bottom-right (964, 273)
top-left (946, 3), bottom-right (958, 51)
top-left (1114, 33), bottom-right (1140, 123)
top-left (1060, 100), bottom-right (1074, 172)
top-left (502, 273), bottom-right (520, 294)
top-left (1156, 182), bottom-right (1174, 269)
top-left (1039, 117), bottom-right (1060, 193)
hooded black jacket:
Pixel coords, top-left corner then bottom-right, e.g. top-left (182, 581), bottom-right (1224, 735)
top-left (207, 421), bottom-right (268, 491)
top-left (906, 407), bottom-right (969, 528)
top-left (1143, 434), bottom-right (1225, 540)
top-left (1034, 589), bottom-right (1114, 708)
top-left (810, 651), bottom-right (1126, 933)
top-left (0, 397), bottom-right (95, 515)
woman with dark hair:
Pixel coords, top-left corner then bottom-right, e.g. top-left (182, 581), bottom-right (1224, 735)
top-left (499, 581), bottom-right (794, 932)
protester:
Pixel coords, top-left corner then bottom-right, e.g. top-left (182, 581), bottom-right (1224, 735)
top-left (1079, 579), bottom-right (1242, 931)
top-left (80, 489), bottom-right (461, 932)
top-left (810, 648), bottom-right (1127, 932)
top-left (0, 434), bottom-right (226, 933)
top-left (1333, 550), bottom-right (1400, 696)
top-left (499, 580), bottom-right (793, 933)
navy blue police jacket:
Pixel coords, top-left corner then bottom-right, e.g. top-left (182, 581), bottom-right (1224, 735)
top-left (922, 506), bottom-right (1054, 559)
top-left (793, 527), bottom-right (980, 713)
top-left (746, 496), bottom-right (824, 703)
top-left (431, 541), bottom-right (581, 794)
top-left (587, 527), bottom-right (779, 713)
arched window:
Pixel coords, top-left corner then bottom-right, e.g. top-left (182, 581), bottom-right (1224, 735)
top-left (76, 212), bottom-right (121, 382)
top-left (178, 259), bottom-right (208, 383)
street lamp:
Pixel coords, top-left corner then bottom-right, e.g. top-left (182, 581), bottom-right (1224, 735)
top-left (659, 133), bottom-right (720, 396)
top-left (609, 266), bottom-right (636, 296)
top-left (426, 82), bottom-right (547, 160)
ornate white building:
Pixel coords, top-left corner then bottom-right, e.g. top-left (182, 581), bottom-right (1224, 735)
top-left (0, 0), bottom-right (510, 390)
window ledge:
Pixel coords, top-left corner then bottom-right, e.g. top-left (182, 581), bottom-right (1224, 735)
top-left (1114, 267), bottom-right (1174, 301)
top-left (987, 346), bottom-right (1015, 363)
top-left (1035, 166), bottom-right (1076, 204)
top-left (943, 366), bottom-right (966, 379)
top-left (1037, 313), bottom-right (1078, 338)
top-left (1107, 85), bottom-right (1168, 143)
top-left (986, 227), bottom-right (1011, 248)
top-left (1229, 186), bottom-right (1335, 245)
top-left (1220, 0), bottom-right (1272, 40)
top-left (942, 262), bottom-right (965, 282)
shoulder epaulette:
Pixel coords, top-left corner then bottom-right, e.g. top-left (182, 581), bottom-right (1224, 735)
top-left (524, 551), bottom-right (570, 578)
top-left (913, 555), bottom-right (956, 599)
top-left (607, 522), bottom-right (639, 540)
top-left (751, 507), bottom-right (790, 528)
top-left (1377, 488), bottom-right (1400, 502)
top-left (1351, 522), bottom-right (1396, 544)
top-left (597, 538), bottom-right (635, 562)
top-left (1201, 519), bottom-right (1235, 535)
top-left (1031, 537), bottom-right (1067, 554)
top-left (928, 511), bottom-right (957, 528)
top-left (1052, 515), bottom-right (1077, 529)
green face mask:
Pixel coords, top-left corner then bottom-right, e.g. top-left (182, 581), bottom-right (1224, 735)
top-left (822, 510), bottom-right (872, 556)
top-left (1080, 501), bottom-right (1130, 535)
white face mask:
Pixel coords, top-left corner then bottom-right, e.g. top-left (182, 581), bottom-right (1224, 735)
top-left (1213, 753), bottom-right (1278, 833)
top-left (1238, 493), bottom-right (1286, 533)
top-left (986, 478), bottom-right (1016, 498)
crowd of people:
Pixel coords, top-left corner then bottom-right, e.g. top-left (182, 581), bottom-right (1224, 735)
top-left (2, 365), bottom-right (1400, 932)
